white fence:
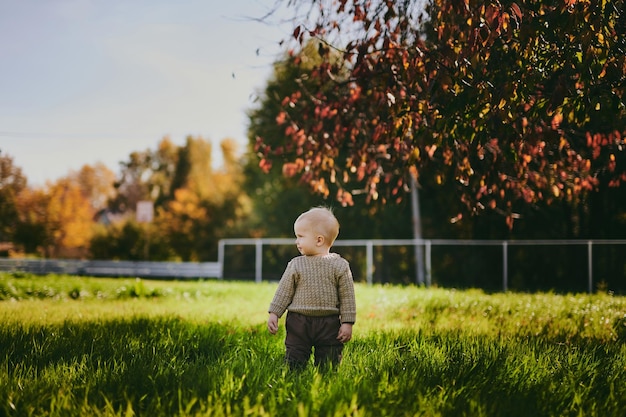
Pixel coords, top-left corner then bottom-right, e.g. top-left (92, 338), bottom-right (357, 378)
top-left (218, 238), bottom-right (626, 292)
top-left (0, 259), bottom-right (221, 279)
top-left (2, 239), bottom-right (624, 292)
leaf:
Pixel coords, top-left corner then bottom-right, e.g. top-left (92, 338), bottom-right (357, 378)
top-left (510, 3), bottom-right (522, 20)
top-left (293, 25), bottom-right (302, 41)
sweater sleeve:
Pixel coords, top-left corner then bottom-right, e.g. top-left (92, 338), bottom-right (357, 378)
top-left (268, 260), bottom-right (297, 317)
top-left (337, 260), bottom-right (357, 324)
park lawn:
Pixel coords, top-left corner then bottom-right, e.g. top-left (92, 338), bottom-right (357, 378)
top-left (1, 273), bottom-right (625, 417)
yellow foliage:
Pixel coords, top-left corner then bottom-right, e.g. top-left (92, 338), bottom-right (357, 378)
top-left (47, 179), bottom-right (95, 249)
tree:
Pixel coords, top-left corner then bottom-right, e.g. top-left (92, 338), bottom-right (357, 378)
top-left (245, 40), bottom-right (339, 237)
top-left (45, 178), bottom-right (95, 257)
top-left (14, 175), bottom-right (95, 258)
top-left (13, 187), bottom-right (48, 254)
top-left (172, 136), bottom-right (213, 200)
top-left (8, 161), bottom-right (112, 257)
top-left (90, 220), bottom-right (171, 261)
top-left (157, 188), bottom-right (209, 261)
top-left (98, 136), bottom-right (251, 261)
top-left (0, 153), bottom-right (27, 243)
top-left (256, 0), bottom-right (626, 232)
top-left (111, 136), bottom-right (179, 213)
top-left (245, 39), bottom-right (417, 239)
top-left (157, 137), bottom-right (252, 261)
top-left (70, 163), bottom-right (116, 212)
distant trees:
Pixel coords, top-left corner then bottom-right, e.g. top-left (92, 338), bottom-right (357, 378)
top-left (12, 187), bottom-right (48, 254)
top-left (92, 136), bottom-right (250, 262)
top-left (10, 163), bottom-right (115, 258)
top-left (1, 153), bottom-right (95, 257)
top-left (45, 178), bottom-right (95, 257)
top-left (109, 137), bottom-right (179, 213)
top-left (3, 136), bottom-right (249, 261)
top-left (73, 163), bottom-right (117, 212)
top-left (0, 154), bottom-right (27, 250)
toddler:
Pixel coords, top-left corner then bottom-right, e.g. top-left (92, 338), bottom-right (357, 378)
top-left (267, 207), bottom-right (356, 369)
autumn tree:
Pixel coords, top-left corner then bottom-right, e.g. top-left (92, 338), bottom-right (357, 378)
top-left (243, 41), bottom-right (429, 283)
top-left (245, 40), bottom-right (339, 237)
top-left (0, 153), bottom-right (27, 244)
top-left (98, 136), bottom-right (250, 261)
top-left (171, 136), bottom-right (214, 199)
top-left (44, 178), bottom-right (95, 257)
top-left (69, 163), bottom-right (116, 212)
top-left (157, 188), bottom-right (209, 261)
top-left (111, 136), bottom-right (179, 213)
top-left (211, 138), bottom-right (253, 234)
top-left (255, 0), bottom-right (626, 235)
top-left (13, 187), bottom-right (49, 254)
top-left (13, 163), bottom-right (115, 258)
top-left (246, 39), bottom-right (418, 239)
top-left (157, 137), bottom-right (251, 261)
top-left (13, 174), bottom-right (96, 258)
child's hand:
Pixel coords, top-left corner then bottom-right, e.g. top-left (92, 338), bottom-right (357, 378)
top-left (337, 323), bottom-right (353, 343)
top-left (267, 313), bottom-right (279, 334)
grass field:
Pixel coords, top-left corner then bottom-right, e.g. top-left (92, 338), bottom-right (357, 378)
top-left (1, 272), bottom-right (626, 416)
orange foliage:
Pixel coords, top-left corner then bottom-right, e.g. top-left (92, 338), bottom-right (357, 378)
top-left (47, 179), bottom-right (94, 251)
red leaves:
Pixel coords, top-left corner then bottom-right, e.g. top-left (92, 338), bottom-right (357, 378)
top-left (314, 105), bottom-right (336, 119)
top-left (258, 158), bottom-right (272, 174)
top-left (282, 158), bottom-right (305, 178)
top-left (292, 25), bottom-right (304, 44)
top-left (275, 111), bottom-right (287, 125)
top-left (336, 188), bottom-right (354, 206)
top-left (254, 0), bottom-right (626, 226)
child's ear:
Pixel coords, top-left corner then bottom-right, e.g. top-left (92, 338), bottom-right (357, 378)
top-left (316, 235), bottom-right (325, 246)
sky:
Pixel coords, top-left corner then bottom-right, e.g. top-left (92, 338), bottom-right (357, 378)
top-left (0, 0), bottom-right (292, 186)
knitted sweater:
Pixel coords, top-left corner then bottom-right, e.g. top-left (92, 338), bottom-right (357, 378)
top-left (268, 253), bottom-right (356, 324)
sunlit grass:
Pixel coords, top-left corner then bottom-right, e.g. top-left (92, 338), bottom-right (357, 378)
top-left (1, 272), bottom-right (626, 416)
top-left (0, 275), bottom-right (277, 325)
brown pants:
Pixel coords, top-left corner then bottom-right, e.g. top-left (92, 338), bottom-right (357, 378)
top-left (284, 312), bottom-right (343, 369)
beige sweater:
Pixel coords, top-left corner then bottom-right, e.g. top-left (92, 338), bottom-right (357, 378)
top-left (268, 253), bottom-right (356, 324)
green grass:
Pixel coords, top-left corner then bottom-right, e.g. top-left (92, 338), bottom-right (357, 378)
top-left (1, 272), bottom-right (626, 416)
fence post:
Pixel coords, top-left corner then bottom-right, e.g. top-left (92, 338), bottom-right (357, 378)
top-left (502, 241), bottom-right (508, 292)
top-left (366, 240), bottom-right (373, 285)
top-left (410, 176), bottom-right (425, 285)
top-left (255, 239), bottom-right (263, 283)
top-left (425, 240), bottom-right (432, 287)
top-left (587, 240), bottom-right (593, 294)
top-left (217, 240), bottom-right (225, 279)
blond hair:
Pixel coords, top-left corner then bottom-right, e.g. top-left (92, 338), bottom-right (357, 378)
top-left (295, 207), bottom-right (340, 245)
